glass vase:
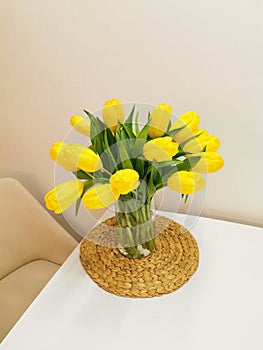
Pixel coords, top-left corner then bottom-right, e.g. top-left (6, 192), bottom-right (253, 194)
top-left (116, 196), bottom-right (156, 259)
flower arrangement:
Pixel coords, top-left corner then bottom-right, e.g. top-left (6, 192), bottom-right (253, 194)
top-left (45, 99), bottom-right (224, 258)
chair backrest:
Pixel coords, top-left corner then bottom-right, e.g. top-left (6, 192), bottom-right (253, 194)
top-left (0, 178), bottom-right (77, 280)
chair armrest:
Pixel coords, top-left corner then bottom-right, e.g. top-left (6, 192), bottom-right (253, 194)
top-left (0, 178), bottom-right (77, 280)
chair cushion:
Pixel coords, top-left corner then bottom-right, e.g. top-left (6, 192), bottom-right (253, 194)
top-left (0, 259), bottom-right (60, 341)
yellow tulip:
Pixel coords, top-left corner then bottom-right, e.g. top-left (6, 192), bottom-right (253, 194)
top-left (143, 136), bottom-right (179, 162)
top-left (102, 98), bottom-right (124, 133)
top-left (110, 169), bottom-right (140, 195)
top-left (50, 142), bottom-right (102, 172)
top-left (148, 103), bottom-right (172, 138)
top-left (44, 180), bottom-right (83, 214)
top-left (70, 116), bottom-right (90, 136)
top-left (167, 171), bottom-right (205, 194)
top-left (50, 142), bottom-right (75, 171)
top-left (82, 184), bottom-right (120, 209)
top-left (78, 148), bottom-right (102, 172)
top-left (188, 152), bottom-right (224, 173)
top-left (170, 111), bottom-right (200, 144)
top-left (183, 130), bottom-right (220, 153)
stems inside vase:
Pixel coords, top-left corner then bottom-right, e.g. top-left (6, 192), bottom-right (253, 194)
top-left (116, 195), bottom-right (155, 259)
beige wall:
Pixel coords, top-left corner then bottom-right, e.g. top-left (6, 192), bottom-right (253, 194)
top-left (1, 0), bottom-right (263, 232)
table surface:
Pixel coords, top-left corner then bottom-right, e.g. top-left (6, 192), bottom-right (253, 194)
top-left (1, 211), bottom-right (263, 350)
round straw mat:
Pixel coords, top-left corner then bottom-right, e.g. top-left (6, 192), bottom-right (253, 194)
top-left (79, 215), bottom-right (199, 298)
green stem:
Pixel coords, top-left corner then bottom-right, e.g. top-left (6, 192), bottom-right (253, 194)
top-left (102, 168), bottom-right (112, 176)
top-left (116, 194), bottom-right (155, 259)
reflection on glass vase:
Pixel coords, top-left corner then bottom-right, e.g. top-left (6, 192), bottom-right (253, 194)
top-left (116, 194), bottom-right (156, 259)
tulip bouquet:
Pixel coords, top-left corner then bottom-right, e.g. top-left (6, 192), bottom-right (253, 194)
top-left (45, 99), bottom-right (224, 259)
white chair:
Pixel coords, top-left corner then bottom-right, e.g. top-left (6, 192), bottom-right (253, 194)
top-left (0, 178), bottom-right (77, 341)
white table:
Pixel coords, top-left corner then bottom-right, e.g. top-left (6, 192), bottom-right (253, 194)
top-left (1, 211), bottom-right (263, 350)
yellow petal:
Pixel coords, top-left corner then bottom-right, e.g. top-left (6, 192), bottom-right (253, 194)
top-left (170, 111), bottom-right (200, 144)
top-left (183, 130), bottom-right (221, 153)
top-left (70, 116), bottom-right (90, 136)
top-left (102, 98), bottom-right (124, 133)
top-left (44, 180), bottom-right (83, 214)
top-left (82, 184), bottom-right (120, 209)
top-left (50, 142), bottom-right (64, 162)
top-left (189, 152), bottom-right (224, 173)
top-left (143, 136), bottom-right (179, 162)
top-left (199, 134), bottom-right (220, 152)
top-left (167, 171), bottom-right (205, 194)
top-left (110, 169), bottom-right (140, 195)
top-left (50, 143), bottom-right (102, 172)
top-left (50, 142), bottom-right (77, 171)
top-left (76, 146), bottom-right (103, 172)
top-left (148, 103), bottom-right (172, 138)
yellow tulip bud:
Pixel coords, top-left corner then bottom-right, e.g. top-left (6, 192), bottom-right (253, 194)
top-left (50, 142), bottom-right (102, 172)
top-left (44, 180), bottom-right (83, 214)
top-left (102, 98), bottom-right (124, 133)
top-left (50, 142), bottom-right (76, 171)
top-left (143, 136), bottom-right (179, 162)
top-left (183, 130), bottom-right (220, 153)
top-left (82, 184), bottom-right (120, 209)
top-left (167, 171), bottom-right (205, 194)
top-left (70, 116), bottom-right (90, 136)
top-left (148, 103), bottom-right (172, 138)
top-left (71, 144), bottom-right (102, 172)
top-left (110, 169), bottom-right (140, 195)
top-left (188, 152), bottom-right (224, 173)
top-left (170, 111), bottom-right (200, 144)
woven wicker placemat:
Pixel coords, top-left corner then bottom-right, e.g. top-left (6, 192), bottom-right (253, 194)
top-left (79, 215), bottom-right (199, 298)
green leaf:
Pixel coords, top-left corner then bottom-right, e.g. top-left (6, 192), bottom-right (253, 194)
top-left (182, 155), bottom-right (201, 169)
top-left (179, 131), bottom-right (203, 148)
top-left (159, 155), bottom-right (201, 183)
top-left (137, 117), bottom-right (151, 140)
top-left (167, 119), bottom-right (172, 132)
top-left (173, 151), bottom-right (191, 158)
top-left (135, 157), bottom-right (146, 178)
top-left (83, 111), bottom-right (118, 171)
top-left (102, 130), bottom-right (117, 170)
top-left (84, 110), bottom-right (107, 155)
top-left (125, 105), bottom-right (135, 125)
top-left (115, 124), bottom-right (122, 142)
top-left (93, 177), bottom-right (110, 184)
top-left (118, 142), bottom-right (133, 169)
top-left (151, 160), bottom-right (162, 187)
top-left (121, 122), bottom-right (136, 139)
top-left (134, 182), bottom-right (147, 204)
top-left (83, 109), bottom-right (107, 127)
top-left (89, 118), bottom-right (105, 154)
top-left (83, 109), bottom-right (94, 119)
top-left (154, 158), bottom-right (184, 169)
top-left (73, 170), bottom-right (93, 179)
top-left (166, 123), bottom-right (187, 136)
top-left (88, 144), bottom-right (95, 152)
top-left (131, 138), bottom-right (146, 159)
top-left (75, 197), bottom-right (82, 216)
top-left (104, 127), bottom-right (115, 146)
top-left (134, 111), bottom-right (140, 136)
top-left (146, 164), bottom-right (157, 199)
top-left (147, 111), bottom-right (151, 120)
top-left (75, 180), bottom-right (94, 216)
top-left (132, 117), bottom-right (152, 156)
